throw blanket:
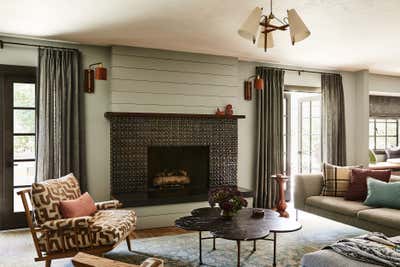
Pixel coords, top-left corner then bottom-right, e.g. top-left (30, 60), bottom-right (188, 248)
top-left (324, 233), bottom-right (400, 266)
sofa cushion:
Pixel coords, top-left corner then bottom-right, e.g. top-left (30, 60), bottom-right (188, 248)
top-left (306, 196), bottom-right (372, 216)
top-left (358, 208), bottom-right (400, 229)
top-left (32, 173), bottom-right (81, 224)
top-left (344, 168), bottom-right (391, 201)
top-left (321, 163), bottom-right (354, 197)
top-left (364, 178), bottom-right (400, 209)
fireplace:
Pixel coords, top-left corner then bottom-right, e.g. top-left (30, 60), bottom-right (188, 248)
top-left (106, 112), bottom-right (248, 207)
top-left (147, 146), bottom-right (209, 198)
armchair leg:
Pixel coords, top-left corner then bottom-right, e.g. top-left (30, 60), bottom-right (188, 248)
top-left (45, 260), bottom-right (51, 267)
top-left (126, 237), bottom-right (132, 252)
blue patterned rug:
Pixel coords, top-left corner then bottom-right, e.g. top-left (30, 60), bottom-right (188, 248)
top-left (0, 212), bottom-right (367, 267)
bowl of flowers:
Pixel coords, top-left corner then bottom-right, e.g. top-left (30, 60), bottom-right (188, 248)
top-left (208, 186), bottom-right (248, 219)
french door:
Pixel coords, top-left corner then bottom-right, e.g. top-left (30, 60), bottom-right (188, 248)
top-left (0, 65), bottom-right (36, 229)
top-left (298, 96), bottom-right (322, 173)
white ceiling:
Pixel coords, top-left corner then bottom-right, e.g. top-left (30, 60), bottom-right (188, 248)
top-left (1, 0), bottom-right (400, 75)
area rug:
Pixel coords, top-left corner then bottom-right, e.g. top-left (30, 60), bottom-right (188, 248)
top-left (0, 211), bottom-right (367, 267)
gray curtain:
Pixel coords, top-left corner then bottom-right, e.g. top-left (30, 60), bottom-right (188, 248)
top-left (321, 73), bottom-right (347, 166)
top-left (255, 67), bottom-right (285, 208)
top-left (36, 48), bottom-right (85, 190)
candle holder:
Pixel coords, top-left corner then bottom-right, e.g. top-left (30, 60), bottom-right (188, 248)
top-left (271, 174), bottom-right (289, 218)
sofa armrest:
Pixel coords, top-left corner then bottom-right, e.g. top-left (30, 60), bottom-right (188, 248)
top-left (41, 216), bottom-right (92, 231)
top-left (95, 200), bottom-right (122, 210)
top-left (294, 173), bottom-right (323, 210)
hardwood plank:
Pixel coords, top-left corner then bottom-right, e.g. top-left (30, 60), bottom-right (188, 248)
top-left (111, 67), bottom-right (238, 87)
top-left (111, 79), bottom-right (239, 97)
top-left (132, 226), bottom-right (191, 239)
top-left (112, 46), bottom-right (238, 66)
top-left (111, 54), bottom-right (237, 76)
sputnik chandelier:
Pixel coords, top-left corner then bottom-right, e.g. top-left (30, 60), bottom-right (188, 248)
top-left (238, 0), bottom-right (311, 51)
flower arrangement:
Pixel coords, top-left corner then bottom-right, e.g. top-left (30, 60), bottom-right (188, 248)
top-left (208, 186), bottom-right (248, 218)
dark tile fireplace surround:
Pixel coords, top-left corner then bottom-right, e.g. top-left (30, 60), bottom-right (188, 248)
top-left (105, 112), bottom-right (251, 207)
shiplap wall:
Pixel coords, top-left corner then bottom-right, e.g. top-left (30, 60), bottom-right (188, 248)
top-left (110, 46), bottom-right (240, 113)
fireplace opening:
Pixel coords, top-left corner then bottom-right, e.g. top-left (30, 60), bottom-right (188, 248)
top-left (147, 146), bottom-right (209, 197)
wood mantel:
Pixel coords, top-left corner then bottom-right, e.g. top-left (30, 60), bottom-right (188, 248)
top-left (104, 112), bottom-right (246, 119)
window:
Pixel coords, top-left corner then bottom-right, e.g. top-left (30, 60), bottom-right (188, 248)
top-left (13, 83), bottom-right (36, 212)
top-left (369, 118), bottom-right (399, 151)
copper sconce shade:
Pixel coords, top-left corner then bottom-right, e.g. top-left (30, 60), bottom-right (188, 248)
top-left (254, 75), bottom-right (264, 90)
top-left (95, 65), bottom-right (107, 80)
top-left (84, 63), bottom-right (107, 93)
top-left (244, 75), bottom-right (264, 101)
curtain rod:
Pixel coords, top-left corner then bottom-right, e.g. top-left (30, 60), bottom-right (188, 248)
top-left (259, 66), bottom-right (337, 75)
top-left (0, 39), bottom-right (79, 52)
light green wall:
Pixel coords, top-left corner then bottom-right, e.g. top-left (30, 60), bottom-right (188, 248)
top-left (0, 36), bottom-right (111, 201)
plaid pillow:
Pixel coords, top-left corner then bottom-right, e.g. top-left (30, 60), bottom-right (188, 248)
top-left (321, 163), bottom-right (354, 197)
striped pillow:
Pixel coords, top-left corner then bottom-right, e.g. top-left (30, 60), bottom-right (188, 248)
top-left (321, 163), bottom-right (354, 197)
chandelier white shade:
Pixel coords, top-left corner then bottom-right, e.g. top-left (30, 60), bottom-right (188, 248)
top-left (238, 0), bottom-right (310, 51)
top-left (238, 7), bottom-right (262, 43)
top-left (287, 9), bottom-right (311, 45)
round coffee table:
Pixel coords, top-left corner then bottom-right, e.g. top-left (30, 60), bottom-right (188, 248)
top-left (175, 207), bottom-right (302, 267)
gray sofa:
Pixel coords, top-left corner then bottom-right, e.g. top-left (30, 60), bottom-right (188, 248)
top-left (294, 173), bottom-right (400, 236)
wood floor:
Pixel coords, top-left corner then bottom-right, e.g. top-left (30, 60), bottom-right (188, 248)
top-left (130, 226), bottom-right (191, 239)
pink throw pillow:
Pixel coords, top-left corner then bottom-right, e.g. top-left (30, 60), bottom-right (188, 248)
top-left (59, 192), bottom-right (97, 218)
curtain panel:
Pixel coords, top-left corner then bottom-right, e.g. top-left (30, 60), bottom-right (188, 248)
top-left (254, 67), bottom-right (285, 209)
top-left (36, 48), bottom-right (86, 191)
top-left (321, 73), bottom-right (347, 166)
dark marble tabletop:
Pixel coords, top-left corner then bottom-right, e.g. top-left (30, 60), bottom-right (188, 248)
top-left (175, 207), bottom-right (302, 241)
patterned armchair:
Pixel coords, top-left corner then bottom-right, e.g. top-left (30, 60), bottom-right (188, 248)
top-left (18, 173), bottom-right (137, 267)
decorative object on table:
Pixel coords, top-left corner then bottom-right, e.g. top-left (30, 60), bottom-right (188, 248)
top-left (238, 0), bottom-right (310, 52)
top-left (84, 62), bottom-right (107, 93)
top-left (369, 148), bottom-right (377, 164)
top-left (244, 74), bottom-right (264, 100)
top-left (215, 107), bottom-right (225, 116)
top-left (208, 186), bottom-right (248, 218)
top-left (252, 208), bottom-right (265, 218)
top-left (272, 174), bottom-right (289, 218)
top-left (225, 104), bottom-right (234, 116)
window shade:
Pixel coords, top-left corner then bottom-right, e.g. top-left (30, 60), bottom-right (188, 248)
top-left (370, 95), bottom-right (400, 117)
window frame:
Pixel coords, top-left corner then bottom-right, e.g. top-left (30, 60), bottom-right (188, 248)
top-left (369, 117), bottom-right (399, 153)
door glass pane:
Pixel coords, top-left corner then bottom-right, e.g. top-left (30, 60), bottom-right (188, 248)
top-left (302, 118), bottom-right (310, 135)
top-left (311, 101), bottom-right (320, 117)
top-left (14, 136), bottom-right (35, 159)
top-left (311, 118), bottom-right (320, 134)
top-left (14, 109), bottom-right (35, 133)
top-left (302, 103), bottom-right (310, 118)
top-left (302, 155), bottom-right (310, 173)
top-left (13, 83), bottom-right (35, 107)
top-left (13, 187), bottom-right (32, 212)
top-left (14, 161), bottom-right (35, 186)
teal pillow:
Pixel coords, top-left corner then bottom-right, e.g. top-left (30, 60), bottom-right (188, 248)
top-left (364, 178), bottom-right (400, 209)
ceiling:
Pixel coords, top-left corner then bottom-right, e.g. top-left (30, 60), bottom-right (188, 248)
top-left (1, 0), bottom-right (399, 75)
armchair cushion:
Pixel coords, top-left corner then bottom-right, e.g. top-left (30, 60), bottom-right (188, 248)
top-left (95, 199), bottom-right (122, 210)
top-left (38, 209), bottom-right (136, 252)
top-left (41, 216), bottom-right (92, 231)
top-left (31, 174), bottom-right (81, 224)
top-left (59, 192), bottom-right (97, 218)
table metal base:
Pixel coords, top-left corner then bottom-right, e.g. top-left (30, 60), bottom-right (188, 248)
top-left (197, 231), bottom-right (278, 267)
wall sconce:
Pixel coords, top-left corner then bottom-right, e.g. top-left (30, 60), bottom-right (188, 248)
top-left (84, 62), bottom-right (107, 93)
top-left (244, 75), bottom-right (264, 100)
